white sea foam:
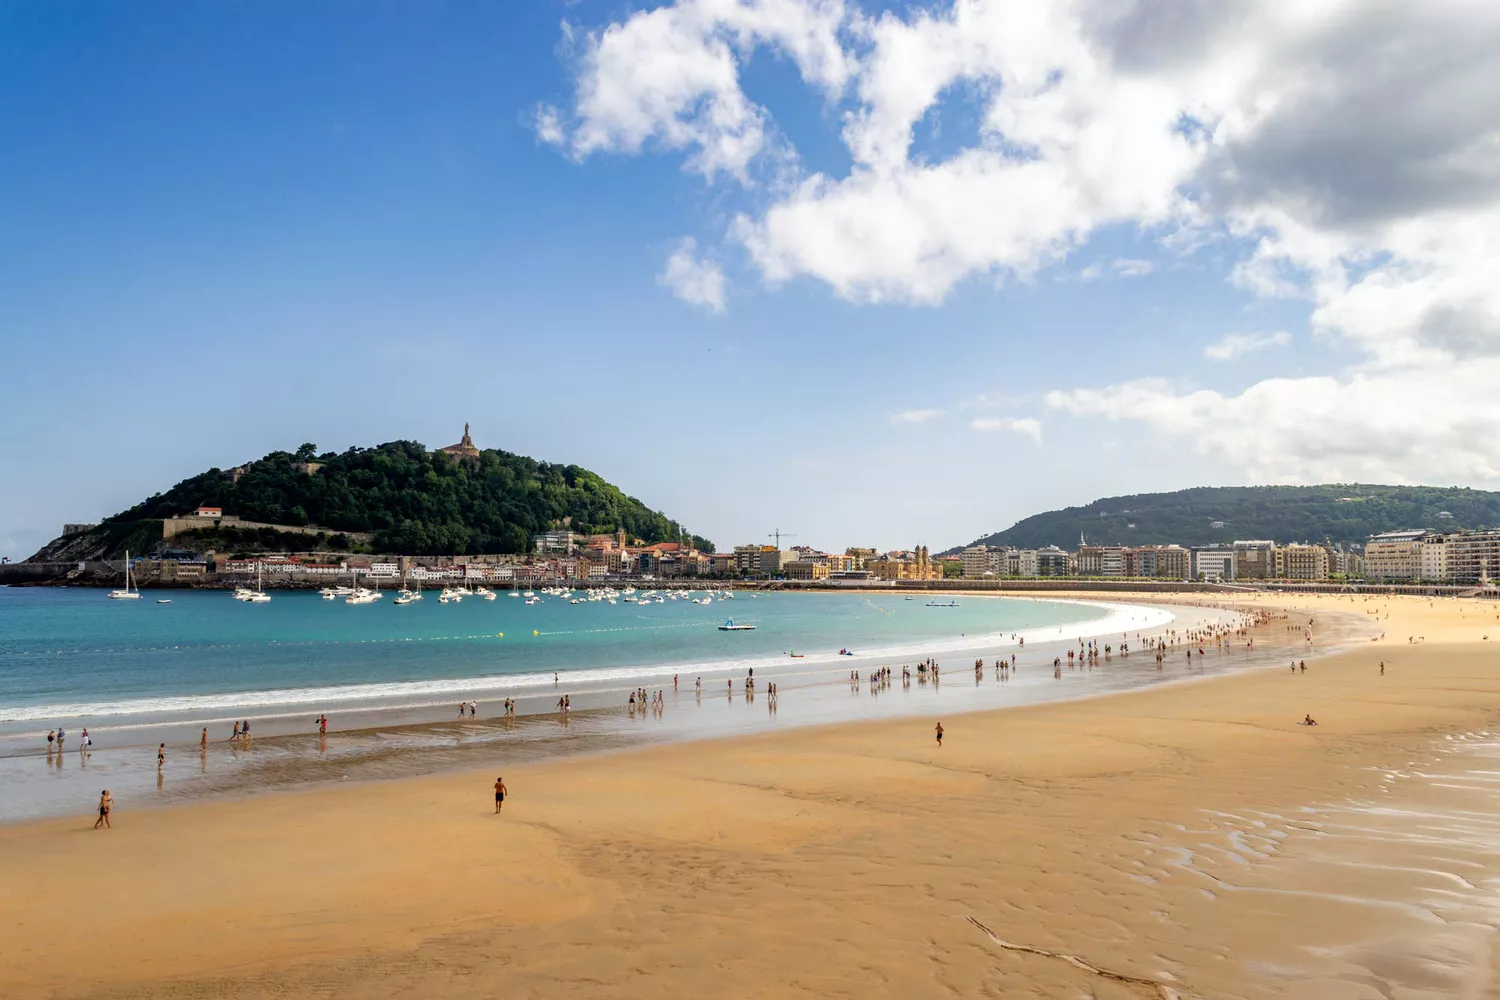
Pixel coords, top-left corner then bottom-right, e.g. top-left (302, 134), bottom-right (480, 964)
top-left (0, 598), bottom-right (1176, 726)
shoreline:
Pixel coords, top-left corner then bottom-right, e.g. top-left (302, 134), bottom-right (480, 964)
top-left (0, 596), bottom-right (1311, 824)
top-left (0, 593), bottom-right (1164, 731)
top-left (5, 590), bottom-right (1497, 998)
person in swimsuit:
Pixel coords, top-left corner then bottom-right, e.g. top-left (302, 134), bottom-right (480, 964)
top-left (94, 789), bottom-right (112, 829)
top-left (230, 721), bottom-right (240, 742)
top-left (157, 743), bottom-right (165, 769)
top-left (200, 727), bottom-right (207, 750)
top-left (494, 776), bottom-right (508, 814)
top-left (934, 721), bottom-right (944, 746)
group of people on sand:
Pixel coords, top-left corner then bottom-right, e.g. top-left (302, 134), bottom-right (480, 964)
top-left (46, 726), bottom-right (93, 755)
top-left (628, 687), bottom-right (665, 715)
top-left (456, 701), bottom-right (478, 718)
top-left (228, 719), bottom-right (252, 745)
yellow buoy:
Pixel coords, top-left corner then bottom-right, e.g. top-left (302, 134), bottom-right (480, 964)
top-left (496, 632), bottom-right (503, 638)
top-left (533, 629), bottom-right (539, 636)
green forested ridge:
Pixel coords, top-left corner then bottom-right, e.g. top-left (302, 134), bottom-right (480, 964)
top-left (98, 440), bottom-right (712, 556)
top-left (962, 485), bottom-right (1500, 551)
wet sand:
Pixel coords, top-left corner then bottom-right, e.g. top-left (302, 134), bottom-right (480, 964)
top-left (4, 591), bottom-right (1500, 998)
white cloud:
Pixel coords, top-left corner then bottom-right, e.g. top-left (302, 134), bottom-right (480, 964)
top-left (1045, 364), bottom-right (1500, 485)
top-left (1203, 330), bottom-right (1292, 361)
top-left (534, 104), bottom-right (565, 146)
top-left (658, 237), bottom-right (726, 312)
top-left (891, 408), bottom-right (940, 425)
top-left (548, 0), bottom-right (851, 182)
top-left (970, 416), bottom-right (1042, 442)
top-left (546, 0), bottom-right (1500, 483)
top-left (1111, 258), bottom-right (1154, 277)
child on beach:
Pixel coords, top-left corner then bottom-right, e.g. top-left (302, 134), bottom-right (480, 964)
top-left (494, 776), bottom-right (508, 814)
top-left (934, 722), bottom-right (944, 746)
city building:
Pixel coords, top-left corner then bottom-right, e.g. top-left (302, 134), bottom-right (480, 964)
top-left (1445, 530), bottom-right (1500, 585)
top-left (1281, 543), bottom-right (1330, 581)
top-left (961, 545), bottom-right (1005, 578)
top-left (1365, 530), bottom-right (1427, 581)
top-left (782, 560), bottom-right (830, 581)
top-left (1077, 545), bottom-right (1127, 576)
top-left (1129, 545), bottom-right (1191, 579)
top-left (1418, 535), bottom-right (1450, 582)
top-left (1233, 540), bottom-right (1278, 580)
top-left (1035, 546), bottom-right (1070, 576)
top-left (1192, 547), bottom-right (1236, 581)
top-left (534, 530), bottom-right (580, 554)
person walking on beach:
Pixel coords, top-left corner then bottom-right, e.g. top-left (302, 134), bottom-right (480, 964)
top-left (94, 790), bottom-right (112, 829)
top-left (230, 721), bottom-right (240, 742)
top-left (241, 720), bottom-right (251, 745)
top-left (934, 721), bottom-right (944, 747)
top-left (47, 729), bottom-right (55, 753)
top-left (56, 727), bottom-right (65, 750)
top-left (156, 743), bottom-right (165, 769)
top-left (494, 776), bottom-right (508, 814)
top-left (200, 727), bottom-right (207, 750)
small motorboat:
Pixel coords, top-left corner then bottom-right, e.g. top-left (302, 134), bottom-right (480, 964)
top-left (156, 599), bottom-right (172, 604)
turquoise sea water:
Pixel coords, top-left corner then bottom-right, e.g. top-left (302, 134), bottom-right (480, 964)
top-left (0, 586), bottom-right (1114, 732)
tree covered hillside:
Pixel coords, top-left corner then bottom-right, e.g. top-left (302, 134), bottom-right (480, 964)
top-left (102, 441), bottom-right (711, 556)
top-left (964, 485), bottom-right (1500, 551)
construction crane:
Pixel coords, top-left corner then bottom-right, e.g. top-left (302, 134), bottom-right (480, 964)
top-left (768, 529), bottom-right (798, 549)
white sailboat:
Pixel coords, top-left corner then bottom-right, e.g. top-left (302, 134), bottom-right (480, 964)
top-left (107, 551), bottom-right (142, 599)
top-left (346, 573), bottom-right (382, 604)
top-left (245, 563), bottom-right (271, 602)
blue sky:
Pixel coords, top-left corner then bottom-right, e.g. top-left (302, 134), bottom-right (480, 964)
top-left (3, 1), bottom-right (1496, 559)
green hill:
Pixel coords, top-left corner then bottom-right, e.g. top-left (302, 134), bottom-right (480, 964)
top-left (962, 485), bottom-right (1500, 551)
top-left (32, 440), bottom-right (710, 559)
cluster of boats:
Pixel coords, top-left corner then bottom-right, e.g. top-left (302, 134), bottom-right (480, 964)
top-left (309, 583), bottom-right (741, 608)
top-left (109, 551), bottom-right (749, 612)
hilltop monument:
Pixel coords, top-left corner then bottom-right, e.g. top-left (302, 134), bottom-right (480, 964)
top-left (439, 423), bottom-right (481, 461)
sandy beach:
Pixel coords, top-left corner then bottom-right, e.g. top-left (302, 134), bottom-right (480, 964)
top-left (5, 591), bottom-right (1500, 999)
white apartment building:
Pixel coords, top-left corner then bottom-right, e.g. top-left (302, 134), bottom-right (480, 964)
top-left (1012, 549), bottom-right (1040, 576)
top-left (1192, 548), bottom-right (1236, 581)
top-left (1419, 534), bottom-right (1450, 582)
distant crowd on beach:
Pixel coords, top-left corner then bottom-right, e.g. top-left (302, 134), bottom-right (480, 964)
top-left (63, 600), bottom-right (1334, 828)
